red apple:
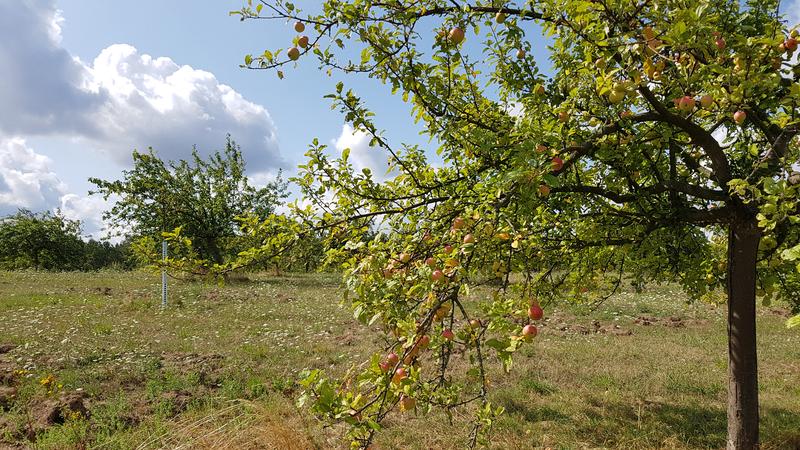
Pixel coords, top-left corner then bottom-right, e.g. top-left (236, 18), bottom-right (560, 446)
top-left (449, 27), bottom-right (465, 44)
top-left (715, 37), bottom-right (726, 50)
top-left (298, 35), bottom-right (309, 48)
top-left (551, 156), bottom-right (564, 171)
top-left (444, 244), bottom-right (454, 254)
top-left (294, 21), bottom-right (305, 33)
top-left (452, 217), bottom-right (466, 229)
top-left (392, 367), bottom-right (407, 384)
top-left (785, 37), bottom-right (798, 52)
top-left (522, 324), bottom-right (538, 339)
top-left (425, 257), bottom-right (436, 267)
top-left (463, 234), bottom-right (475, 244)
top-left (287, 47), bottom-right (300, 61)
top-left (678, 95), bottom-right (695, 112)
top-left (528, 304), bottom-right (544, 321)
top-left (442, 329), bottom-right (455, 340)
top-left (733, 110), bottom-right (746, 125)
top-left (379, 361), bottom-right (390, 372)
top-left (431, 269), bottom-right (445, 282)
top-left (387, 352), bottom-right (399, 365)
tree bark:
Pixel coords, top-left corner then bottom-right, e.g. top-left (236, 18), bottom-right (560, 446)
top-left (726, 218), bottom-right (761, 450)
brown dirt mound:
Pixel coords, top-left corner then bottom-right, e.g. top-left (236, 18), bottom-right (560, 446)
top-left (33, 392), bottom-right (89, 430)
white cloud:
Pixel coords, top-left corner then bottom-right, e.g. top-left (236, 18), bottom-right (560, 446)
top-left (334, 124), bottom-right (393, 181)
top-left (0, 0), bottom-right (283, 172)
top-left (81, 44), bottom-right (282, 170)
top-left (0, 137), bottom-right (68, 215)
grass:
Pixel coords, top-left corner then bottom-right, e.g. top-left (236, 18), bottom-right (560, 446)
top-left (0, 271), bottom-right (798, 449)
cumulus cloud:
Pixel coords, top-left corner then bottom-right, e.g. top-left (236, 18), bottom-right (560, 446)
top-left (334, 124), bottom-right (393, 181)
top-left (0, 0), bottom-right (283, 172)
top-left (82, 44), bottom-right (282, 169)
top-left (0, 137), bottom-right (68, 215)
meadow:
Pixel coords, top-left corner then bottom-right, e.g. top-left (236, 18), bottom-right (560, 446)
top-left (0, 271), bottom-right (798, 449)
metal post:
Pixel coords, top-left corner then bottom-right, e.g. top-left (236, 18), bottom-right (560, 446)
top-left (161, 240), bottom-right (168, 308)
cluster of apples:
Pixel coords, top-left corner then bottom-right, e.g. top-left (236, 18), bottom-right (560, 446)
top-left (522, 302), bottom-right (544, 340)
top-left (607, 80), bottom-right (636, 104)
top-left (287, 22), bottom-right (309, 61)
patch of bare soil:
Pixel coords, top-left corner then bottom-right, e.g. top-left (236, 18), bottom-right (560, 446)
top-left (160, 352), bottom-right (225, 387)
top-left (32, 391), bottom-right (89, 430)
top-left (549, 320), bottom-right (632, 336)
top-left (633, 315), bottom-right (709, 328)
top-left (159, 390), bottom-right (194, 415)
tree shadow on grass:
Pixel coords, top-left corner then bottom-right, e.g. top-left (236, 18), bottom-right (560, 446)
top-left (581, 400), bottom-right (800, 449)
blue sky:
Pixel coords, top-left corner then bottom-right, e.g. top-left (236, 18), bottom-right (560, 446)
top-left (2, 0), bottom-right (798, 239)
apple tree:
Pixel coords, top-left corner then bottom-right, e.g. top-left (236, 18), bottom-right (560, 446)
top-left (232, 1), bottom-right (800, 448)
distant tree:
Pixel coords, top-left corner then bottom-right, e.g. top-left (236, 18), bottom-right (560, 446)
top-left (0, 209), bottom-right (84, 270)
top-left (82, 239), bottom-right (134, 271)
top-left (90, 137), bottom-right (288, 267)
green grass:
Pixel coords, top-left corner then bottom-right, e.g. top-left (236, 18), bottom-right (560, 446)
top-left (0, 271), bottom-right (798, 449)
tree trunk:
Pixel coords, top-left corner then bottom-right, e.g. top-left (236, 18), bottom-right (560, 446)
top-left (726, 218), bottom-right (761, 449)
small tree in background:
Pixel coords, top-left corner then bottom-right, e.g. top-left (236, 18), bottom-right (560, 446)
top-left (231, 0), bottom-right (800, 448)
top-left (90, 137), bottom-right (288, 270)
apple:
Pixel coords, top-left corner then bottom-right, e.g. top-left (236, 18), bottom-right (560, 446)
top-left (399, 252), bottom-right (411, 263)
top-left (452, 216), bottom-right (466, 230)
top-left (608, 90), bottom-right (625, 104)
top-left (715, 37), bottom-right (726, 50)
top-left (558, 111), bottom-right (569, 122)
top-left (538, 184), bottom-right (550, 196)
top-left (387, 352), bottom-right (400, 365)
top-left (379, 361), bottom-right (390, 372)
top-left (287, 47), bottom-right (300, 61)
top-left (528, 304), bottom-right (544, 320)
top-left (522, 324), bottom-right (538, 339)
top-left (699, 94), bottom-right (714, 108)
top-left (449, 27), bottom-right (465, 45)
top-left (496, 232), bottom-right (510, 241)
top-left (399, 394), bottom-right (416, 411)
top-left (418, 335), bottom-right (431, 349)
top-left (469, 319), bottom-right (481, 329)
top-left (551, 156), bottom-right (564, 172)
top-left (792, 29), bottom-right (799, 38)
top-left (678, 95), bottom-right (695, 112)
top-left (431, 269), bottom-right (445, 283)
top-left (495, 12), bottom-right (506, 23)
top-left (392, 367), bottom-right (407, 384)
top-left (534, 85), bottom-right (546, 95)
top-left (620, 110), bottom-right (633, 119)
top-left (463, 234), bottom-right (475, 244)
top-left (294, 21), bottom-right (305, 33)
top-left (444, 244), bottom-right (454, 254)
top-left (536, 144), bottom-right (548, 153)
top-left (516, 49), bottom-right (526, 59)
top-left (425, 257), bottom-right (436, 267)
top-left (442, 329), bottom-right (455, 340)
top-left (298, 35), bottom-right (309, 48)
top-left (733, 110), bottom-right (746, 125)
top-left (785, 37), bottom-right (798, 52)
